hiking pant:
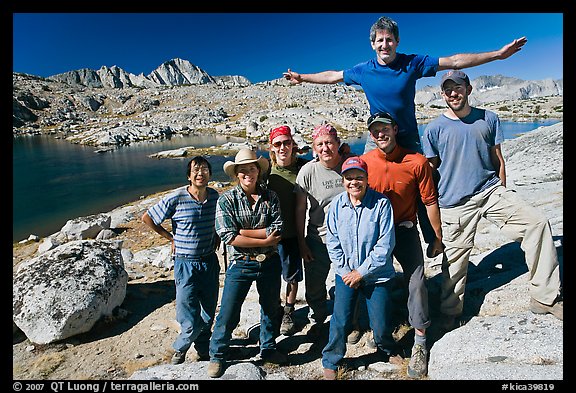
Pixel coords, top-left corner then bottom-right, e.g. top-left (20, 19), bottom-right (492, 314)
top-left (304, 236), bottom-right (332, 324)
top-left (440, 184), bottom-right (561, 316)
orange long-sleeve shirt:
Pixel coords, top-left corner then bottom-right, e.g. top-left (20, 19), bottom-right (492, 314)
top-left (361, 145), bottom-right (437, 225)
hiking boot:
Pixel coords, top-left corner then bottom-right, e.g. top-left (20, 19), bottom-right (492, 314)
top-left (207, 360), bottom-right (225, 378)
top-left (170, 351), bottom-right (186, 365)
top-left (530, 297), bottom-right (563, 320)
top-left (261, 349), bottom-right (289, 366)
top-left (323, 368), bottom-right (337, 380)
top-left (407, 344), bottom-right (428, 378)
top-left (280, 307), bottom-right (297, 336)
top-left (347, 329), bottom-right (363, 344)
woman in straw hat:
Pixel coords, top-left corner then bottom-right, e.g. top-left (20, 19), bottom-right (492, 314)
top-left (207, 148), bottom-right (288, 378)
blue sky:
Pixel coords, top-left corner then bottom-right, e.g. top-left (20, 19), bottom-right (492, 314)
top-left (13, 13), bottom-right (563, 90)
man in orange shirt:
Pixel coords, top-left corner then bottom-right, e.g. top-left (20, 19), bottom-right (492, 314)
top-left (361, 112), bottom-right (443, 378)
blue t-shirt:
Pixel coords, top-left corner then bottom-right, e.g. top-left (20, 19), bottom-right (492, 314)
top-left (422, 108), bottom-right (504, 208)
top-left (343, 53), bottom-right (438, 140)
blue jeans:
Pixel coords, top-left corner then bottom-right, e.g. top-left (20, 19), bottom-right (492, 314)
top-left (322, 275), bottom-right (396, 371)
top-left (173, 253), bottom-right (221, 355)
top-left (209, 254), bottom-right (282, 361)
top-left (351, 225), bottom-right (431, 332)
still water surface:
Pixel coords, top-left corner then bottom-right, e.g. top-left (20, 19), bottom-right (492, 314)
top-left (13, 120), bottom-right (559, 242)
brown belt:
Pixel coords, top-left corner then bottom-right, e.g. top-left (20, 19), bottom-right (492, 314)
top-left (245, 252), bottom-right (277, 262)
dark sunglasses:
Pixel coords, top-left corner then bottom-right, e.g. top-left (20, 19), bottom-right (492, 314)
top-left (272, 140), bottom-right (293, 148)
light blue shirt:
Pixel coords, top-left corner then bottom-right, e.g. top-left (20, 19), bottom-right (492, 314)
top-left (422, 107), bottom-right (504, 208)
top-left (325, 187), bottom-right (396, 285)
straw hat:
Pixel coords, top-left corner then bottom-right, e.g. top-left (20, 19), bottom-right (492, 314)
top-left (223, 148), bottom-right (269, 179)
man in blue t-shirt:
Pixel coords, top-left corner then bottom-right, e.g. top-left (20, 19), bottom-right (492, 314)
top-left (142, 156), bottom-right (221, 366)
top-left (283, 15), bottom-right (526, 155)
top-left (422, 70), bottom-right (563, 330)
top-left (283, 15), bottom-right (526, 247)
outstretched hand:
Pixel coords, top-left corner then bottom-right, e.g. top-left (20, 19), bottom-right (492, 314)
top-left (283, 68), bottom-right (302, 84)
top-left (499, 36), bottom-right (527, 60)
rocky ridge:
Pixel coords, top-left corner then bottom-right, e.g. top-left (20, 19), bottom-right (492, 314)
top-left (13, 60), bottom-right (563, 148)
top-left (48, 58), bottom-right (251, 89)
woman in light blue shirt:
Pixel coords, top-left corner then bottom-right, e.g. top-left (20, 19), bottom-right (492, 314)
top-left (321, 156), bottom-right (397, 379)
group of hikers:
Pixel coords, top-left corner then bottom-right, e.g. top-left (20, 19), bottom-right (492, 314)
top-left (141, 16), bottom-right (563, 380)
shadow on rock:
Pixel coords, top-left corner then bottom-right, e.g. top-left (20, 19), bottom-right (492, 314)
top-left (69, 278), bottom-right (176, 343)
top-left (427, 235), bottom-right (563, 346)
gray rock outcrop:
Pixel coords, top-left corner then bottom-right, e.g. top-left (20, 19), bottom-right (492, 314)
top-left (130, 362), bottom-right (265, 381)
top-left (428, 313), bottom-right (563, 380)
top-left (60, 213), bottom-right (112, 240)
top-left (13, 240), bottom-right (128, 344)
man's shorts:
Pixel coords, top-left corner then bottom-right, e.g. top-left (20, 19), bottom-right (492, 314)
top-left (277, 237), bottom-right (303, 283)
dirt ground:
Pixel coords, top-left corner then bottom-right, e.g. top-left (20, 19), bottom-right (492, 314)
top-left (12, 200), bottom-right (423, 381)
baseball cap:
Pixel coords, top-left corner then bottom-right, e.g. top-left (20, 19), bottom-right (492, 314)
top-left (441, 70), bottom-right (470, 88)
top-left (341, 156), bottom-right (368, 174)
top-left (367, 112), bottom-right (396, 129)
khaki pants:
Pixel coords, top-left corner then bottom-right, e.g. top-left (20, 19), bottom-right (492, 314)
top-left (439, 184), bottom-right (561, 316)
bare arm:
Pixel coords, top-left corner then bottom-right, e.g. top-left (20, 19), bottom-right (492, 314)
top-left (239, 228), bottom-right (267, 239)
top-left (420, 160), bottom-right (444, 257)
top-left (142, 212), bottom-right (172, 241)
top-left (438, 37), bottom-right (527, 71)
top-left (283, 68), bottom-right (344, 84)
top-left (141, 212), bottom-right (174, 253)
top-left (490, 144), bottom-right (507, 187)
top-left (295, 190), bottom-right (314, 262)
top-left (230, 229), bottom-right (281, 248)
top-left (424, 202), bottom-right (444, 257)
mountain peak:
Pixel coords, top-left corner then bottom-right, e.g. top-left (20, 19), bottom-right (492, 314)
top-left (47, 58), bottom-right (251, 88)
